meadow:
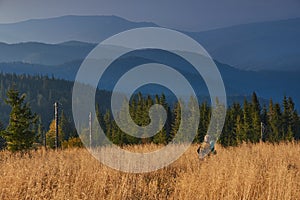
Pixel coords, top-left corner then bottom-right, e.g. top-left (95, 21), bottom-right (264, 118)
top-left (0, 142), bottom-right (299, 200)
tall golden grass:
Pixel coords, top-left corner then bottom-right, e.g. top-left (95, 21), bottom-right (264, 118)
top-left (0, 142), bottom-right (299, 199)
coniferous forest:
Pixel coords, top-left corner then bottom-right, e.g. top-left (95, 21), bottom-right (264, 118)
top-left (0, 73), bottom-right (299, 151)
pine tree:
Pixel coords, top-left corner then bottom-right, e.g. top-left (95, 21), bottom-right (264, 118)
top-left (129, 97), bottom-right (137, 123)
top-left (282, 96), bottom-right (289, 139)
top-left (186, 96), bottom-right (199, 143)
top-left (35, 116), bottom-right (44, 145)
top-left (197, 101), bottom-right (210, 143)
top-left (0, 88), bottom-right (37, 152)
top-left (219, 108), bottom-right (232, 147)
top-left (59, 110), bottom-right (75, 141)
top-left (274, 103), bottom-right (283, 141)
top-left (261, 104), bottom-right (268, 142)
top-left (235, 114), bottom-right (245, 144)
top-left (232, 103), bottom-right (243, 144)
top-left (118, 97), bottom-right (139, 144)
top-left (0, 121), bottom-right (5, 150)
top-left (111, 120), bottom-right (127, 146)
top-left (103, 110), bottom-right (112, 141)
top-left (92, 104), bottom-right (108, 146)
top-left (268, 101), bottom-right (282, 143)
top-left (210, 98), bottom-right (226, 142)
top-left (135, 92), bottom-right (146, 126)
top-left (159, 94), bottom-right (171, 143)
top-left (170, 101), bottom-right (181, 142)
top-left (287, 97), bottom-right (299, 140)
top-left (265, 99), bottom-right (274, 142)
top-left (242, 99), bottom-right (252, 142)
top-left (286, 125), bottom-right (294, 141)
top-left (152, 116), bottom-right (167, 144)
top-left (251, 92), bottom-right (261, 143)
top-left (220, 103), bottom-right (241, 147)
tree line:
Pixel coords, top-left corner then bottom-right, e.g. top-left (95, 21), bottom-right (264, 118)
top-left (219, 93), bottom-right (300, 146)
top-left (80, 92), bottom-right (299, 147)
top-left (0, 73), bottom-right (299, 152)
top-left (1, 88), bottom-right (299, 152)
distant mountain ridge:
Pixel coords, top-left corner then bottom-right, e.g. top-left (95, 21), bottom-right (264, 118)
top-left (0, 41), bottom-right (95, 65)
top-left (0, 15), bottom-right (300, 71)
top-left (189, 18), bottom-right (300, 71)
top-left (0, 53), bottom-right (299, 108)
top-left (0, 15), bottom-right (158, 44)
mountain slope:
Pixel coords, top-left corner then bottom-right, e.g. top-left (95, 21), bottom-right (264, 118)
top-left (0, 51), bottom-right (299, 107)
top-left (187, 18), bottom-right (300, 71)
top-left (0, 42), bottom-right (95, 65)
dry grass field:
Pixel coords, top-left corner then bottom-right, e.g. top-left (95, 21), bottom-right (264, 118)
top-left (0, 142), bottom-right (299, 200)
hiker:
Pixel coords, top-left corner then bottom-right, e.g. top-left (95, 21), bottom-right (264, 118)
top-left (197, 134), bottom-right (216, 160)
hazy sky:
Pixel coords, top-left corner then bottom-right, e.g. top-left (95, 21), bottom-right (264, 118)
top-left (0, 0), bottom-right (300, 31)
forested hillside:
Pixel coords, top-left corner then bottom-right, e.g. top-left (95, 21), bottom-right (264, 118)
top-left (0, 73), bottom-right (112, 128)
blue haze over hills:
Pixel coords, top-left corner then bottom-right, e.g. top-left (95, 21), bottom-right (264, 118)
top-left (0, 15), bottom-right (299, 107)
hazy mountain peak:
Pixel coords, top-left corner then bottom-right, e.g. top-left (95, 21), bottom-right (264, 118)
top-left (0, 15), bottom-right (158, 44)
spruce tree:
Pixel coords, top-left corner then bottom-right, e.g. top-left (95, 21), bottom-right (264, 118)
top-left (186, 96), bottom-right (199, 143)
top-left (197, 102), bottom-right (210, 143)
top-left (242, 99), bottom-right (252, 142)
top-left (251, 92), bottom-right (261, 142)
top-left (287, 97), bottom-right (299, 140)
top-left (211, 98), bottom-right (226, 141)
top-left (220, 103), bottom-right (240, 147)
top-left (261, 105), bottom-right (268, 142)
top-left (103, 110), bottom-right (112, 141)
top-left (59, 110), bottom-right (76, 140)
top-left (170, 101), bottom-right (181, 142)
top-left (282, 96), bottom-right (289, 138)
top-left (268, 101), bottom-right (282, 143)
top-left (292, 111), bottom-right (300, 140)
top-left (35, 116), bottom-right (44, 145)
top-left (0, 88), bottom-right (37, 152)
top-left (219, 108), bottom-right (232, 147)
top-left (159, 94), bottom-right (171, 142)
top-left (152, 116), bottom-right (167, 144)
top-left (235, 114), bottom-right (245, 144)
top-left (92, 104), bottom-right (107, 146)
top-left (0, 121), bottom-right (5, 150)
